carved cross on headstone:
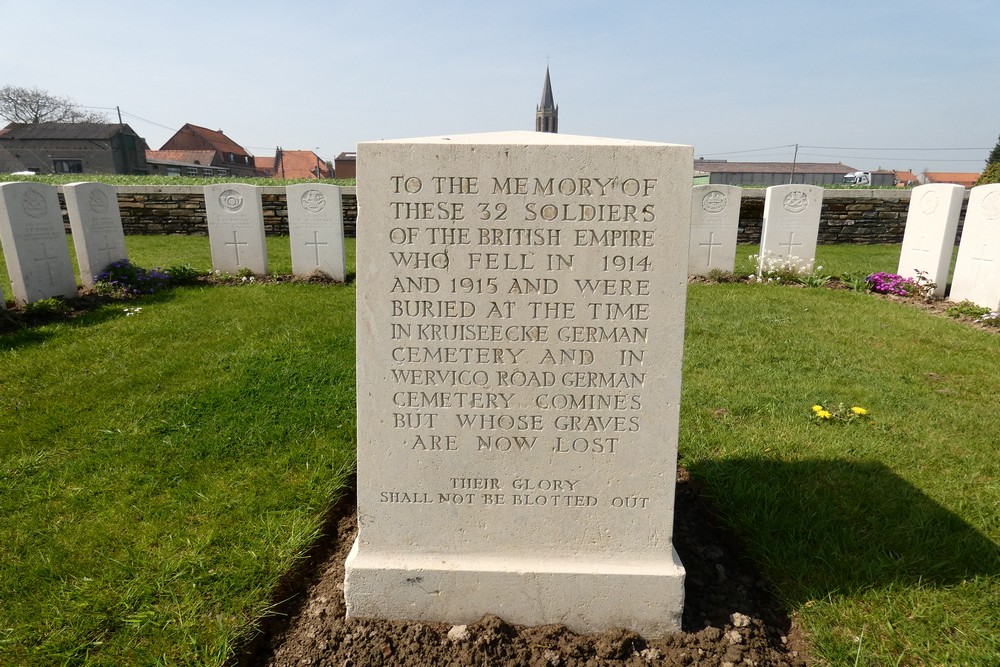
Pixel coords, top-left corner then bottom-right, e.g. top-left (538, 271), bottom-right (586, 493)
top-left (305, 230), bottom-right (328, 267)
top-left (224, 230), bottom-right (249, 265)
top-left (699, 231), bottom-right (722, 266)
top-left (97, 234), bottom-right (117, 266)
top-left (970, 243), bottom-right (994, 282)
top-left (912, 233), bottom-right (932, 257)
top-left (33, 241), bottom-right (60, 286)
top-left (778, 231), bottom-right (802, 256)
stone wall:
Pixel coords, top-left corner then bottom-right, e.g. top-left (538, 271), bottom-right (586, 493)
top-left (54, 185), bottom-right (358, 237)
top-left (735, 189), bottom-right (969, 245)
top-left (50, 186), bottom-right (970, 245)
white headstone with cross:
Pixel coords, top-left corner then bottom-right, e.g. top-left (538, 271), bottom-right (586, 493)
top-left (286, 183), bottom-right (346, 281)
top-left (204, 184), bottom-right (268, 275)
top-left (0, 182), bottom-right (78, 305)
top-left (948, 183), bottom-right (1000, 309)
top-left (64, 182), bottom-right (129, 287)
top-left (898, 183), bottom-right (964, 297)
top-left (345, 130), bottom-right (691, 636)
top-left (759, 184), bottom-right (823, 274)
top-left (689, 184), bottom-right (741, 276)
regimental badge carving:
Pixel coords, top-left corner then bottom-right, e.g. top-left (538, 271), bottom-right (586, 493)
top-left (920, 191), bottom-right (939, 215)
top-left (301, 189), bottom-right (326, 213)
top-left (701, 190), bottom-right (727, 214)
top-left (219, 189), bottom-right (244, 212)
top-left (21, 189), bottom-right (48, 218)
top-left (983, 191), bottom-right (1000, 221)
top-left (783, 190), bottom-right (809, 214)
top-left (88, 189), bottom-right (110, 214)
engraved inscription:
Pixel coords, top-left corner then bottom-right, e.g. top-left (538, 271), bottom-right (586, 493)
top-left (219, 189), bottom-right (244, 213)
top-left (21, 189), bottom-right (48, 218)
top-left (89, 189), bottom-right (110, 214)
top-left (782, 190), bottom-right (809, 214)
top-left (379, 167), bottom-right (666, 511)
top-left (301, 189), bottom-right (326, 213)
top-left (376, 476), bottom-right (649, 511)
top-left (920, 191), bottom-right (939, 215)
top-left (701, 190), bottom-right (727, 213)
top-left (984, 192), bottom-right (1000, 221)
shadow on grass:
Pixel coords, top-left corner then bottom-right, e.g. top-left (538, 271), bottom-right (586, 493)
top-left (686, 457), bottom-right (1000, 603)
top-left (0, 289), bottom-right (180, 351)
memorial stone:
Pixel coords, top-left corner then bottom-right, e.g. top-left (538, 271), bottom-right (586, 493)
top-left (949, 183), bottom-right (1000, 309)
top-left (286, 183), bottom-right (347, 281)
top-left (204, 184), bottom-right (268, 275)
top-left (897, 183), bottom-right (964, 297)
top-left (689, 184), bottom-right (741, 275)
top-left (64, 182), bottom-right (128, 287)
top-left (0, 182), bottom-right (78, 305)
top-left (345, 131), bottom-right (691, 635)
top-left (759, 184), bottom-right (823, 274)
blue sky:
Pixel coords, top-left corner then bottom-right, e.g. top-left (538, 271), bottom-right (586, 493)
top-left (2, 0), bottom-right (997, 173)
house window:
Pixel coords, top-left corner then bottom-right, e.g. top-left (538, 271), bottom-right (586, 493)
top-left (167, 167), bottom-right (182, 176)
top-left (227, 153), bottom-right (235, 162)
top-left (186, 167), bottom-right (198, 176)
top-left (202, 168), bottom-right (214, 176)
top-left (53, 159), bottom-right (83, 173)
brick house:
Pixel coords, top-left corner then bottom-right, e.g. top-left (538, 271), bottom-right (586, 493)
top-left (158, 123), bottom-right (257, 177)
top-left (0, 122), bottom-right (150, 174)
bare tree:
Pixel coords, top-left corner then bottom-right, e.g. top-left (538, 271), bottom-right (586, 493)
top-left (0, 85), bottom-right (109, 124)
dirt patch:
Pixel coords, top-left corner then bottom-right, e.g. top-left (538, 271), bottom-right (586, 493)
top-left (237, 468), bottom-right (812, 667)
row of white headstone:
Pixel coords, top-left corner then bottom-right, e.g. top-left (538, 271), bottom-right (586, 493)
top-left (689, 182), bottom-right (1000, 310)
top-left (0, 182), bottom-right (348, 308)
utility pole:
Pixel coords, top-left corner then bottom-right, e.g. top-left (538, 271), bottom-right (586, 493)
top-left (116, 106), bottom-right (123, 124)
top-left (789, 143), bottom-right (799, 184)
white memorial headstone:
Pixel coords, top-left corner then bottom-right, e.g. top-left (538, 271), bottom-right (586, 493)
top-left (286, 183), bottom-right (347, 281)
top-left (897, 183), bottom-right (964, 297)
top-left (759, 184), bottom-right (823, 274)
top-left (949, 183), bottom-right (1000, 309)
top-left (64, 182), bottom-right (128, 287)
top-left (0, 182), bottom-right (78, 305)
top-left (689, 184), bottom-right (741, 275)
top-left (204, 184), bottom-right (267, 275)
top-left (345, 131), bottom-right (691, 635)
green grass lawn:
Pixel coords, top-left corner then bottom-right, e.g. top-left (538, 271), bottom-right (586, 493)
top-left (1, 240), bottom-right (997, 665)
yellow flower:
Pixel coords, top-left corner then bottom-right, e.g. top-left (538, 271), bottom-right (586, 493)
top-left (811, 405), bottom-right (824, 413)
top-left (851, 406), bottom-right (868, 415)
top-left (817, 410), bottom-right (832, 419)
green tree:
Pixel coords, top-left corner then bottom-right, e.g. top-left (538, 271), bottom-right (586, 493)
top-left (975, 161), bottom-right (1000, 186)
top-left (986, 134), bottom-right (1000, 166)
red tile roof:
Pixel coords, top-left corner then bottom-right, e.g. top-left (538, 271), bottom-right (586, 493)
top-left (255, 156), bottom-right (275, 174)
top-left (270, 150), bottom-right (331, 179)
top-left (924, 172), bottom-right (980, 188)
top-left (160, 123), bottom-right (252, 158)
top-left (145, 149), bottom-right (218, 166)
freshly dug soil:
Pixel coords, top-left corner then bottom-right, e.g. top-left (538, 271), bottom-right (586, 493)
top-left (237, 468), bottom-right (812, 666)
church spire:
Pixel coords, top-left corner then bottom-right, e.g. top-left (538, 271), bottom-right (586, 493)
top-left (536, 66), bottom-right (558, 133)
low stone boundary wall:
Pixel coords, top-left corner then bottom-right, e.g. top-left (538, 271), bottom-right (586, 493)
top-left (52, 186), bottom-right (359, 237)
top-left (48, 186), bottom-right (969, 245)
top-left (735, 189), bottom-right (969, 245)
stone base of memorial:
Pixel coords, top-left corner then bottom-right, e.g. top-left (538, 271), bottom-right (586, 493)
top-left (345, 546), bottom-right (685, 634)
top-left (344, 131), bottom-right (691, 635)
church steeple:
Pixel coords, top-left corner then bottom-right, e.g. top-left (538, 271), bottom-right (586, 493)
top-left (536, 66), bottom-right (558, 133)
